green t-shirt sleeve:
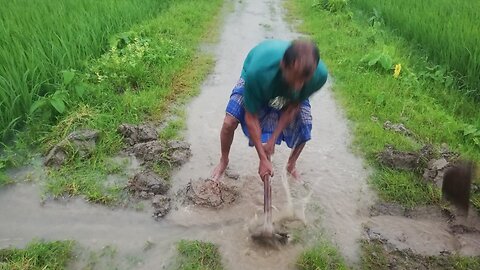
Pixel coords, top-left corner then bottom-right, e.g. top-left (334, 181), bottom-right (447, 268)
top-left (243, 71), bottom-right (266, 114)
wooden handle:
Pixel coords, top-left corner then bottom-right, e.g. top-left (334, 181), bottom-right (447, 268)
top-left (263, 174), bottom-right (272, 226)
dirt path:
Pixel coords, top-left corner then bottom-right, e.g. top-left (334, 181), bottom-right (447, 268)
top-left (163, 0), bottom-right (374, 267)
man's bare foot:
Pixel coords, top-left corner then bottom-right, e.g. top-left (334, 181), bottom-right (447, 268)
top-left (287, 164), bottom-right (301, 182)
top-left (211, 158), bottom-right (228, 182)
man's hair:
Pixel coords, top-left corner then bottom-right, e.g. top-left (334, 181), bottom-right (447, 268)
top-left (283, 40), bottom-right (320, 68)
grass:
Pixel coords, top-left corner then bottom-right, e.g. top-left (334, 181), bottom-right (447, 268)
top-left (297, 241), bottom-right (349, 270)
top-left (371, 168), bottom-right (441, 207)
top-left (361, 240), bottom-right (480, 269)
top-left (287, 0), bottom-right (480, 208)
top-left (30, 0), bottom-right (222, 203)
top-left (0, 0), bottom-right (176, 141)
top-left (0, 167), bottom-right (12, 187)
top-left (0, 240), bottom-right (74, 270)
top-left (351, 0), bottom-right (480, 98)
top-left (176, 240), bottom-right (223, 270)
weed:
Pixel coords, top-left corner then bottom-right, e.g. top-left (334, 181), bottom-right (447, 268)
top-left (0, 240), bottom-right (74, 270)
top-left (176, 240), bottom-right (223, 270)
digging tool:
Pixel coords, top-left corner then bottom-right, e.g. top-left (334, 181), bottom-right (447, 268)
top-left (251, 174), bottom-right (289, 247)
top-left (442, 162), bottom-right (475, 214)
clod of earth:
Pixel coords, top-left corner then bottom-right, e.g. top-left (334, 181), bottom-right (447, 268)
top-left (127, 140), bottom-right (192, 166)
top-left (377, 144), bottom-right (434, 172)
top-left (383, 121), bottom-right (412, 136)
top-left (377, 144), bottom-right (463, 186)
top-left (44, 129), bottom-right (99, 167)
top-left (131, 141), bottom-right (166, 164)
top-left (127, 170), bottom-right (170, 199)
top-left (369, 202), bottom-right (454, 221)
top-left (369, 202), bottom-right (409, 217)
top-left (167, 140), bottom-right (192, 166)
top-left (362, 238), bottom-right (454, 270)
top-left (117, 123), bottom-right (192, 166)
top-left (118, 123), bottom-right (158, 146)
top-left (152, 194), bottom-right (171, 219)
top-left (183, 178), bottom-right (240, 208)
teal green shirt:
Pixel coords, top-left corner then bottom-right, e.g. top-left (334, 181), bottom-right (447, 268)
top-left (241, 40), bottom-right (328, 113)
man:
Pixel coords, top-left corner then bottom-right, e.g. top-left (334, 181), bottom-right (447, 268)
top-left (211, 39), bottom-right (328, 181)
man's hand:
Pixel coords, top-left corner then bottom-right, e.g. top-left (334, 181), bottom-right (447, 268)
top-left (259, 157), bottom-right (273, 180)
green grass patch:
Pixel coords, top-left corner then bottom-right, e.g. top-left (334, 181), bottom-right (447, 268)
top-left (0, 0), bottom-right (176, 141)
top-left (0, 172), bottom-right (13, 188)
top-left (287, 0), bottom-right (480, 207)
top-left (0, 240), bottom-right (74, 270)
top-left (371, 168), bottom-right (441, 207)
top-left (34, 0), bottom-right (222, 203)
top-left (361, 240), bottom-right (480, 269)
top-left (176, 240), bottom-right (223, 270)
top-left (351, 0), bottom-right (480, 97)
top-left (297, 241), bottom-right (349, 270)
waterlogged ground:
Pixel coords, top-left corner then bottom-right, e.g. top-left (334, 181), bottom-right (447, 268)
top-left (1, 0), bottom-right (480, 269)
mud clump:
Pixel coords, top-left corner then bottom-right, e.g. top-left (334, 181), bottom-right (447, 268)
top-left (44, 129), bottom-right (99, 167)
top-left (377, 144), bottom-right (463, 187)
top-left (118, 123), bottom-right (192, 166)
top-left (362, 237), bottom-right (466, 270)
top-left (369, 202), bottom-right (453, 221)
top-left (152, 195), bottom-right (171, 219)
top-left (369, 202), bottom-right (409, 217)
top-left (131, 141), bottom-right (166, 164)
top-left (127, 170), bottom-right (170, 199)
top-left (383, 121), bottom-right (412, 136)
top-left (166, 140), bottom-right (192, 166)
top-left (377, 144), bottom-right (433, 171)
top-left (183, 178), bottom-right (240, 208)
top-left (117, 123), bottom-right (158, 146)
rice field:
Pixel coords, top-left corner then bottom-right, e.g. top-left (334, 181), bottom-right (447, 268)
top-left (0, 0), bottom-right (173, 141)
top-left (351, 0), bottom-right (480, 98)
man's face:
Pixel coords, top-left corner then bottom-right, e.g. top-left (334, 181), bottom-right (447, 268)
top-left (281, 60), bottom-right (315, 92)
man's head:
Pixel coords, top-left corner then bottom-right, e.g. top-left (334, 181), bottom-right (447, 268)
top-left (281, 40), bottom-right (320, 92)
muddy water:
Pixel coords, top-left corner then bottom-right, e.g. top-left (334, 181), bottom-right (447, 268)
top-left (0, 0), bottom-right (373, 269)
top-left (168, 0), bottom-right (373, 267)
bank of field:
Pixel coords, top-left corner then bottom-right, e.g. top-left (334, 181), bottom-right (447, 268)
top-left (288, 0), bottom-right (480, 268)
top-left (30, 0), bottom-right (223, 204)
top-left (289, 0), bottom-right (480, 208)
top-left (0, 240), bottom-right (74, 270)
top-left (0, 0), bottom-right (174, 141)
top-left (351, 0), bottom-right (480, 99)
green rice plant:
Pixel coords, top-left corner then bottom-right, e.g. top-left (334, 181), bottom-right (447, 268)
top-left (287, 0), bottom-right (480, 208)
top-left (0, 0), bottom-right (174, 141)
top-left (351, 0), bottom-right (480, 99)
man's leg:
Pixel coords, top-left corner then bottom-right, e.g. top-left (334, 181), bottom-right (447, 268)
top-left (211, 114), bottom-right (239, 181)
top-left (287, 142), bottom-right (305, 180)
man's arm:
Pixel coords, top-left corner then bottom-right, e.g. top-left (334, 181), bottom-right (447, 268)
top-left (264, 103), bottom-right (301, 156)
top-left (245, 111), bottom-right (273, 178)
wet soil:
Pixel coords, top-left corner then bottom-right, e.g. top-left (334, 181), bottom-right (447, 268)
top-left (181, 178), bottom-right (240, 208)
top-left (366, 202), bottom-right (480, 257)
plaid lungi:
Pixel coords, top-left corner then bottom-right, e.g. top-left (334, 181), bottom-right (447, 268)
top-left (225, 78), bottom-right (312, 149)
